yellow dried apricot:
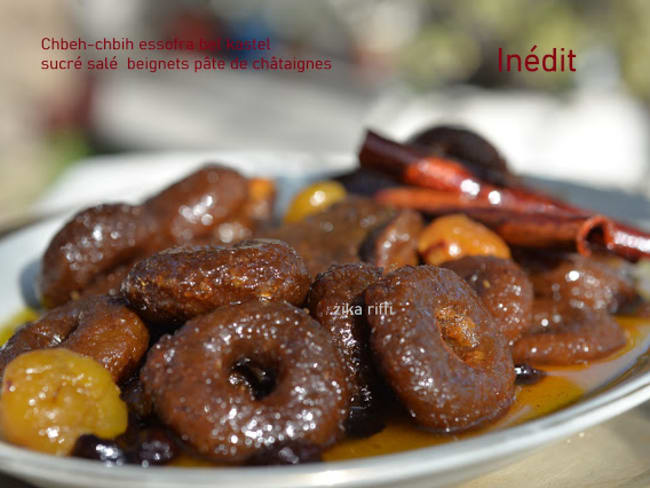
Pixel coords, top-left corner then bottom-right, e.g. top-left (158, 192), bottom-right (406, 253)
top-left (418, 213), bottom-right (511, 265)
top-left (0, 348), bottom-right (127, 455)
top-left (284, 181), bottom-right (346, 223)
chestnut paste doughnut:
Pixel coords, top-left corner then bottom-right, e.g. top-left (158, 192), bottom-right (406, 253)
top-left (39, 165), bottom-right (250, 308)
top-left (39, 204), bottom-right (153, 308)
top-left (0, 295), bottom-right (149, 382)
top-left (141, 299), bottom-right (348, 463)
top-left (441, 256), bottom-right (534, 344)
top-left (144, 165), bottom-right (248, 246)
top-left (512, 299), bottom-right (626, 365)
top-left (364, 265), bottom-right (515, 433)
top-left (307, 263), bottom-right (383, 426)
top-left (121, 239), bottom-right (310, 327)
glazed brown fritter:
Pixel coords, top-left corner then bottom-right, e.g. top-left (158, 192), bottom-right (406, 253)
top-left (144, 165), bottom-right (248, 246)
top-left (360, 209), bottom-right (423, 272)
top-left (307, 263), bottom-right (383, 432)
top-left (519, 252), bottom-right (637, 313)
top-left (261, 197), bottom-right (396, 278)
top-left (141, 299), bottom-right (348, 463)
top-left (121, 239), bottom-right (310, 327)
top-left (442, 256), bottom-right (534, 344)
top-left (512, 300), bottom-right (626, 364)
top-left (39, 165), bottom-right (255, 308)
top-left (39, 204), bottom-right (154, 308)
top-left (511, 251), bottom-right (633, 365)
top-left (365, 265), bottom-right (515, 433)
top-left (0, 295), bottom-right (149, 382)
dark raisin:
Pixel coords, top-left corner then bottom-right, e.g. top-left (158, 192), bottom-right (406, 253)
top-left (514, 363), bottom-right (546, 385)
top-left (125, 427), bottom-right (179, 467)
top-left (245, 441), bottom-right (322, 465)
top-left (120, 375), bottom-right (153, 420)
top-left (344, 405), bottom-right (386, 438)
top-left (71, 434), bottom-right (127, 465)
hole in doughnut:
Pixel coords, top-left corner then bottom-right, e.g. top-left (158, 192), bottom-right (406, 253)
top-left (228, 358), bottom-right (277, 400)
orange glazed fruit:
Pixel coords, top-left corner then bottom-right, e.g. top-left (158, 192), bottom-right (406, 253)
top-left (418, 213), bottom-right (511, 265)
top-left (0, 348), bottom-right (127, 455)
top-left (284, 181), bottom-right (347, 223)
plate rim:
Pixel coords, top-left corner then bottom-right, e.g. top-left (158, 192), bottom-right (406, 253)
top-left (0, 359), bottom-right (646, 486)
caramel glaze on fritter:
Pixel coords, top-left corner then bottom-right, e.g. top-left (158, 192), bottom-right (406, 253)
top-left (511, 251), bottom-right (636, 364)
top-left (365, 265), bottom-right (515, 433)
top-left (122, 239), bottom-right (310, 328)
top-left (39, 165), bottom-right (252, 308)
top-left (308, 263), bottom-right (385, 435)
top-left (261, 197), bottom-right (396, 278)
top-left (442, 256), bottom-right (534, 344)
top-left (0, 295), bottom-right (148, 382)
top-left (141, 299), bottom-right (348, 463)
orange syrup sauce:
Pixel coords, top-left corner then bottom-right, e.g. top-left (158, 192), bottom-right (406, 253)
top-left (324, 317), bottom-right (650, 461)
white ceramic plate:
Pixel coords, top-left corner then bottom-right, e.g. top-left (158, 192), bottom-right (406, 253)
top-left (0, 152), bottom-right (649, 488)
